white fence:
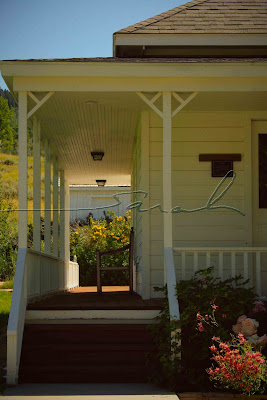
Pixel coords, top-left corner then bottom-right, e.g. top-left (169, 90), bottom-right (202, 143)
top-left (6, 249), bottom-right (79, 385)
top-left (173, 247), bottom-right (267, 297)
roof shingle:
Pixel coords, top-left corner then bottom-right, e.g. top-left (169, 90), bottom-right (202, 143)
top-left (115, 0), bottom-right (267, 34)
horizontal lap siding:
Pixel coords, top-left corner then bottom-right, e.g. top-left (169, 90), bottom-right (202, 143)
top-left (149, 112), bottom-right (247, 296)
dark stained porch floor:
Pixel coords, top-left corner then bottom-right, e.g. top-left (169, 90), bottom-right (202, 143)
top-left (27, 286), bottom-right (163, 310)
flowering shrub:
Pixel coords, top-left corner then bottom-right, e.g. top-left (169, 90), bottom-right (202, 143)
top-left (70, 211), bottom-right (132, 286)
top-left (208, 334), bottom-right (267, 395)
top-left (148, 267), bottom-right (256, 391)
top-left (197, 297), bottom-right (267, 395)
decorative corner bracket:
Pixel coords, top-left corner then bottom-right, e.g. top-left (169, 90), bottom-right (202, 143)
top-left (136, 91), bottom-right (199, 119)
top-left (27, 91), bottom-right (55, 119)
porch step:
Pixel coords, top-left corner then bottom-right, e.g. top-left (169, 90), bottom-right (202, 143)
top-left (25, 309), bottom-right (160, 324)
top-left (19, 324), bottom-right (157, 383)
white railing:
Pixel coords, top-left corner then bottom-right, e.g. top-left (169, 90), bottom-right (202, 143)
top-left (173, 247), bottom-right (267, 297)
top-left (6, 249), bottom-right (28, 385)
top-left (164, 247), bottom-right (180, 321)
top-left (27, 250), bottom-right (79, 297)
top-left (6, 249), bottom-right (79, 385)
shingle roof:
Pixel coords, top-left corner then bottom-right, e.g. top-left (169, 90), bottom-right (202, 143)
top-left (2, 57), bottom-right (267, 63)
top-left (115, 0), bottom-right (267, 34)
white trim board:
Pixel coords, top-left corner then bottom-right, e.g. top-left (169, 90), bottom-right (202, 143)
top-left (114, 34), bottom-right (267, 47)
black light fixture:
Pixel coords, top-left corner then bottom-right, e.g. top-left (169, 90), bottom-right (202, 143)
top-left (91, 151), bottom-right (104, 161)
top-left (96, 180), bottom-right (106, 187)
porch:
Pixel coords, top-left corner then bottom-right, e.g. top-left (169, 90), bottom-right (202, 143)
top-left (1, 58), bottom-right (267, 385)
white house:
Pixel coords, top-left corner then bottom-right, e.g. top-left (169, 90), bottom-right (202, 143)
top-left (69, 185), bottom-right (131, 222)
top-left (1, 0), bottom-right (267, 385)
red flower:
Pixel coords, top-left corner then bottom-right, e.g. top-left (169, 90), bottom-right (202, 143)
top-left (210, 344), bottom-right (217, 354)
top-left (197, 321), bottom-right (204, 332)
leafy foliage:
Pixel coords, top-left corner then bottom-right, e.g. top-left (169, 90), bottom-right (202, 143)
top-left (70, 211), bottom-right (132, 286)
top-left (0, 194), bottom-right (17, 281)
top-left (149, 267), bottom-right (257, 392)
top-left (0, 97), bottom-right (15, 153)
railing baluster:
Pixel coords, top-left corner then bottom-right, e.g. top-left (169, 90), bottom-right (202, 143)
top-left (231, 252), bottom-right (236, 280)
top-left (181, 252), bottom-right (186, 280)
top-left (193, 252), bottom-right (198, 273)
top-left (219, 252), bottom-right (223, 280)
top-left (256, 252), bottom-right (261, 297)
top-left (244, 252), bottom-right (248, 284)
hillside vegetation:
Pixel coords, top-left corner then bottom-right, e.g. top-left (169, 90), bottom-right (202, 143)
top-left (0, 153), bottom-right (46, 280)
top-left (0, 153), bottom-right (45, 225)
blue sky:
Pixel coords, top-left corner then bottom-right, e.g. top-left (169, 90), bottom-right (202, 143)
top-left (0, 0), bottom-right (187, 90)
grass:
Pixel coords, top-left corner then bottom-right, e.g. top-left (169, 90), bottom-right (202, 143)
top-left (0, 292), bottom-right (12, 330)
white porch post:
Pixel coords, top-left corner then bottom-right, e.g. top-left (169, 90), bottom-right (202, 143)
top-left (60, 170), bottom-right (65, 259)
top-left (44, 141), bottom-right (51, 255)
top-left (60, 170), bottom-right (69, 260)
top-left (163, 92), bottom-right (173, 283)
top-left (33, 117), bottom-right (41, 252)
top-left (65, 182), bottom-right (70, 261)
top-left (18, 92), bottom-right (28, 249)
top-left (140, 111), bottom-right (150, 299)
top-left (53, 160), bottom-right (59, 257)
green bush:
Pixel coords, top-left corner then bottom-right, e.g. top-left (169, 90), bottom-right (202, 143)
top-left (70, 211), bottom-right (132, 286)
top-left (0, 193), bottom-right (18, 280)
top-left (149, 267), bottom-right (257, 392)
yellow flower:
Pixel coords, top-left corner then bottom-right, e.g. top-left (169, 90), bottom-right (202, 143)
top-left (74, 231), bottom-right (78, 235)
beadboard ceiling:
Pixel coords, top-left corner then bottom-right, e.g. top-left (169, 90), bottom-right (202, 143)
top-left (31, 92), bottom-right (141, 185)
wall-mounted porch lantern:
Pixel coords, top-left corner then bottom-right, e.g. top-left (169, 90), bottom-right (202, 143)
top-left (96, 180), bottom-right (106, 187)
top-left (91, 151), bottom-right (104, 161)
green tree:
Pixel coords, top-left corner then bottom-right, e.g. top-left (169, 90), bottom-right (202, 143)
top-left (0, 97), bottom-right (15, 153)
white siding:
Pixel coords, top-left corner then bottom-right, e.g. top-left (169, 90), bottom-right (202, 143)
top-left (149, 111), bottom-right (252, 297)
top-left (69, 187), bottom-right (131, 223)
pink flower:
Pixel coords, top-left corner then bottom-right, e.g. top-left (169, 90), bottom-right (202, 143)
top-left (222, 314), bottom-right (227, 318)
top-left (212, 336), bottom-right (220, 341)
top-left (237, 315), bottom-right (247, 324)
top-left (257, 334), bottom-right (267, 346)
top-left (232, 324), bottom-right (242, 334)
top-left (252, 301), bottom-right (266, 314)
top-left (240, 318), bottom-right (259, 337)
top-left (211, 304), bottom-right (218, 311)
top-left (197, 312), bottom-right (204, 320)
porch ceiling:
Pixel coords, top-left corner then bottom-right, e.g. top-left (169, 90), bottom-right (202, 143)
top-left (33, 92), bottom-right (141, 185)
top-left (31, 90), bottom-right (267, 185)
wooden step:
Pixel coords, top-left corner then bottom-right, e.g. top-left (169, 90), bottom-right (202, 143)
top-left (19, 324), bottom-right (156, 383)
